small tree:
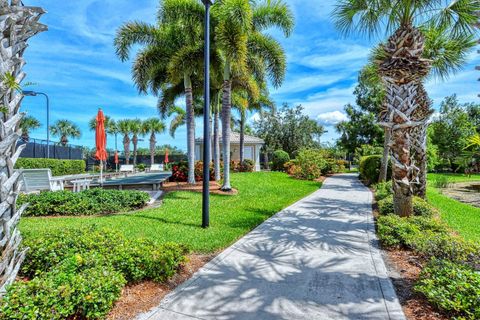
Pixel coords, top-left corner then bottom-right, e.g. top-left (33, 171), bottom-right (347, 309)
top-left (19, 115), bottom-right (41, 142)
top-left (49, 119), bottom-right (81, 146)
top-left (142, 118), bottom-right (166, 165)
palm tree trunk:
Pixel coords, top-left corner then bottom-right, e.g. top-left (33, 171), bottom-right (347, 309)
top-left (150, 132), bottom-right (156, 165)
top-left (185, 74), bottom-right (196, 184)
top-left (221, 64), bottom-right (232, 191)
top-left (0, 2), bottom-right (46, 297)
top-left (132, 134), bottom-right (138, 166)
top-left (239, 109), bottom-right (245, 164)
top-left (123, 135), bottom-right (130, 165)
top-left (379, 128), bottom-right (391, 183)
top-left (213, 108), bottom-right (221, 181)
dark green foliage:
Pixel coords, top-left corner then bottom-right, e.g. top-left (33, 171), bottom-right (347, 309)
top-left (377, 196), bottom-right (435, 217)
top-left (0, 255), bottom-right (125, 320)
top-left (239, 159), bottom-right (254, 172)
top-left (17, 189), bottom-right (150, 216)
top-left (15, 158), bottom-right (86, 176)
top-left (415, 259), bottom-right (480, 319)
top-left (377, 215), bottom-right (480, 266)
top-left (359, 155), bottom-right (391, 185)
top-left (293, 149), bottom-right (328, 180)
top-left (271, 150), bottom-right (290, 171)
top-left (373, 181), bottom-right (392, 201)
top-left (20, 227), bottom-right (188, 282)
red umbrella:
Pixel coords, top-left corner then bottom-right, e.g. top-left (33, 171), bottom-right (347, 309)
top-left (95, 109), bottom-right (107, 183)
top-left (164, 148), bottom-right (169, 164)
top-left (114, 151), bottom-right (119, 164)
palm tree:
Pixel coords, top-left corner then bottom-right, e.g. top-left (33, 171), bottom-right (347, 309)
top-left (0, 2), bottom-right (46, 297)
top-left (215, 0), bottom-right (294, 190)
top-left (107, 119), bottom-right (120, 152)
top-left (49, 119), bottom-right (81, 146)
top-left (130, 119), bottom-right (143, 166)
top-left (143, 118), bottom-right (166, 165)
top-left (334, 0), bottom-right (479, 216)
top-left (19, 115), bottom-right (41, 142)
top-left (117, 119), bottom-right (132, 164)
top-left (114, 0), bottom-right (206, 185)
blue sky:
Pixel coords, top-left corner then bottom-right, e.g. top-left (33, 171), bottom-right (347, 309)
top-left (22, 0), bottom-right (480, 150)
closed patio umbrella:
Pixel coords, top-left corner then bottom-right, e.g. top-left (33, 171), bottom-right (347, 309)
top-left (95, 109), bottom-right (107, 184)
top-left (114, 151), bottom-right (119, 172)
top-left (164, 148), bottom-right (169, 165)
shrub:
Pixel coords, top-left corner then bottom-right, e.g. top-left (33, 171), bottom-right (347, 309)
top-left (284, 159), bottom-right (298, 175)
top-left (293, 149), bottom-right (328, 180)
top-left (17, 188), bottom-right (150, 216)
top-left (415, 259), bottom-right (480, 319)
top-left (374, 181), bottom-right (392, 201)
top-left (15, 158), bottom-right (86, 176)
top-left (170, 161), bottom-right (217, 182)
top-left (0, 254), bottom-right (126, 320)
top-left (271, 150), bottom-right (290, 171)
top-left (239, 159), bottom-right (254, 172)
top-left (432, 176), bottom-right (452, 188)
top-left (359, 155), bottom-right (390, 185)
top-left (377, 195), bottom-right (435, 217)
top-left (136, 163), bottom-right (146, 171)
top-left (20, 226), bottom-right (188, 283)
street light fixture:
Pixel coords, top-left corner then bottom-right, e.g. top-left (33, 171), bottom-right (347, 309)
top-left (202, 0), bottom-right (213, 228)
top-left (22, 90), bottom-right (50, 158)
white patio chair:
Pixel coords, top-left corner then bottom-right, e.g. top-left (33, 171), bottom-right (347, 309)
top-left (19, 169), bottom-right (64, 193)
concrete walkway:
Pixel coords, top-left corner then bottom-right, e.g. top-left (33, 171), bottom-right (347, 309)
top-left (138, 174), bottom-right (405, 320)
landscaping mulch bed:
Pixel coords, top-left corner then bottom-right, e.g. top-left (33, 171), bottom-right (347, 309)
top-left (383, 249), bottom-right (448, 320)
top-left (162, 181), bottom-right (238, 196)
top-left (107, 253), bottom-right (216, 320)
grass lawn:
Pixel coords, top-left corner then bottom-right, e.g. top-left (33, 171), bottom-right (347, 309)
top-left (20, 172), bottom-right (320, 253)
top-left (427, 172), bottom-right (480, 183)
top-left (426, 173), bottom-right (480, 243)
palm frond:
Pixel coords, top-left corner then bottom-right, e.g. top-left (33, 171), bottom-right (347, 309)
top-left (114, 21), bottom-right (159, 61)
top-left (252, 0), bottom-right (294, 36)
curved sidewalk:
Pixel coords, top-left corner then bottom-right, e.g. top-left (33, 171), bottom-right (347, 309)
top-left (138, 174), bottom-right (405, 320)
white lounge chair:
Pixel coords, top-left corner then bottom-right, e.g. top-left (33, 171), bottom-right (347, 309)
top-left (149, 164), bottom-right (164, 172)
top-left (119, 164), bottom-right (135, 176)
top-left (19, 169), bottom-right (64, 193)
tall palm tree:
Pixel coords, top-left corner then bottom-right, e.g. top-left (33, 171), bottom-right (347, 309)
top-left (130, 119), bottom-right (143, 166)
top-left (117, 119), bottom-right (132, 164)
top-left (19, 115), bottom-right (41, 142)
top-left (143, 118), bottom-right (166, 165)
top-left (215, 0), bottom-right (294, 190)
top-left (0, 2), bottom-right (46, 297)
top-left (107, 119), bottom-right (119, 152)
top-left (49, 119), bottom-right (81, 146)
top-left (114, 0), bottom-right (206, 184)
top-left (334, 0), bottom-right (479, 216)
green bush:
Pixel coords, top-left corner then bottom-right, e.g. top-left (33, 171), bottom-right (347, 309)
top-left (15, 158), bottom-right (86, 176)
top-left (17, 188), bottom-right (150, 217)
top-left (415, 259), bottom-right (480, 319)
top-left (21, 226), bottom-right (188, 283)
top-left (359, 155), bottom-right (391, 185)
top-left (373, 181), bottom-right (393, 201)
top-left (136, 163), bottom-right (146, 171)
top-left (239, 159), bottom-right (254, 172)
top-left (432, 176), bottom-right (452, 188)
top-left (293, 149), bottom-right (328, 180)
top-left (377, 195), bottom-right (435, 217)
top-left (271, 150), bottom-right (290, 171)
top-left (0, 254), bottom-right (125, 320)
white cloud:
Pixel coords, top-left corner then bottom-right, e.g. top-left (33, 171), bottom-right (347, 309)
top-left (316, 111), bottom-right (348, 126)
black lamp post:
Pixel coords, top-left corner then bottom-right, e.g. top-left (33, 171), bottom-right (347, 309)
top-left (22, 90), bottom-right (50, 158)
top-left (202, 0), bottom-right (213, 228)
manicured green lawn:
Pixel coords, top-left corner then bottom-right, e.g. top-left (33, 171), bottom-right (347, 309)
top-left (20, 172), bottom-right (320, 253)
top-left (426, 173), bottom-right (480, 243)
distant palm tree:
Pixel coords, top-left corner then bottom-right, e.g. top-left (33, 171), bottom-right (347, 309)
top-left (49, 119), bottom-right (81, 146)
top-left (107, 119), bottom-right (119, 151)
top-left (20, 115), bottom-right (41, 142)
top-left (142, 118), bottom-right (166, 165)
top-left (117, 119), bottom-right (132, 164)
top-left (130, 119), bottom-right (143, 166)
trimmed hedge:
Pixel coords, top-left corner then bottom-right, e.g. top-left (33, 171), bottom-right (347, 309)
top-left (373, 181), bottom-right (392, 201)
top-left (17, 189), bottom-right (150, 216)
top-left (359, 155), bottom-right (391, 185)
top-left (415, 258), bottom-right (480, 319)
top-left (15, 158), bottom-right (86, 176)
top-left (271, 150), bottom-right (290, 171)
top-left (0, 227), bottom-right (188, 319)
top-left (377, 195), bottom-right (435, 217)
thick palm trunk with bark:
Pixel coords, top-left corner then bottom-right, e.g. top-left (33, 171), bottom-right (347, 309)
top-left (213, 109), bottom-right (221, 181)
top-left (379, 128), bottom-right (391, 183)
top-left (378, 24), bottom-right (430, 217)
top-left (0, 1), bottom-right (46, 297)
top-left (123, 135), bottom-right (130, 164)
top-left (239, 110), bottom-right (245, 163)
top-left (132, 135), bottom-right (138, 166)
top-left (221, 78), bottom-right (232, 191)
top-left (149, 132), bottom-right (156, 165)
top-left (185, 76), bottom-right (195, 185)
